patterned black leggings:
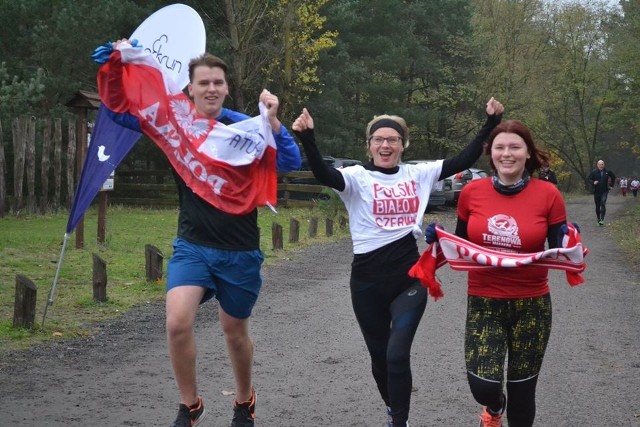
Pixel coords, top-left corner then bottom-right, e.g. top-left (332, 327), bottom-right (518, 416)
top-left (465, 294), bottom-right (552, 427)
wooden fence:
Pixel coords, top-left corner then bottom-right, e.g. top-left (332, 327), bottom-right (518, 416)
top-left (0, 116), bottom-right (78, 215)
top-left (108, 169), bottom-right (328, 208)
top-left (0, 116), bottom-right (328, 214)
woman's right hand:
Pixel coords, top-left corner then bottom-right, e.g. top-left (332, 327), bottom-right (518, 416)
top-left (292, 108), bottom-right (314, 132)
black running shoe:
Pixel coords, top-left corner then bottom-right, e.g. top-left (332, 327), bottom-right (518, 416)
top-left (231, 388), bottom-right (256, 427)
top-left (171, 396), bottom-right (206, 427)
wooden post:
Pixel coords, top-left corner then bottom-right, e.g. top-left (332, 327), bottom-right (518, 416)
top-left (339, 215), bottom-right (347, 229)
top-left (309, 217), bottom-right (318, 238)
top-left (145, 244), bottom-right (164, 282)
top-left (272, 222), bottom-right (283, 250)
top-left (289, 218), bottom-right (300, 243)
top-left (325, 218), bottom-right (334, 237)
top-left (0, 119), bottom-right (6, 216)
top-left (97, 192), bottom-right (108, 244)
top-left (92, 253), bottom-right (107, 302)
top-left (12, 116), bottom-right (26, 212)
top-left (13, 275), bottom-right (37, 328)
top-left (282, 174), bottom-right (290, 208)
top-left (25, 116), bottom-right (36, 213)
top-left (40, 117), bottom-right (52, 213)
top-left (53, 118), bottom-right (62, 211)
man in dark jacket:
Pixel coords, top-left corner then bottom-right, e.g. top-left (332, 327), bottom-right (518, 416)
top-left (539, 164), bottom-right (558, 185)
top-left (587, 159), bottom-right (616, 226)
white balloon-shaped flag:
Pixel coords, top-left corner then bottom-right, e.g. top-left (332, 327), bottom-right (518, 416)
top-left (130, 4), bottom-right (206, 89)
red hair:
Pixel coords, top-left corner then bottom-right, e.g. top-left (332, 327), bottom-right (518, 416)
top-left (484, 120), bottom-right (550, 175)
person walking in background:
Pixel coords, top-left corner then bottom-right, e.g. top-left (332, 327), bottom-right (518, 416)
top-left (620, 176), bottom-right (628, 197)
top-left (93, 40), bottom-right (302, 427)
top-left (538, 163), bottom-right (558, 185)
top-left (291, 98), bottom-right (504, 427)
top-left (587, 159), bottom-right (616, 226)
top-left (630, 177), bottom-right (640, 197)
top-left (426, 119), bottom-right (573, 427)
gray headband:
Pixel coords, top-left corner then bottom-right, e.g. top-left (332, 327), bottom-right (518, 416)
top-left (369, 119), bottom-right (404, 139)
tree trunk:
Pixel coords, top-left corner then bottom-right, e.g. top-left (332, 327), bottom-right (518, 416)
top-left (224, 0), bottom-right (246, 111)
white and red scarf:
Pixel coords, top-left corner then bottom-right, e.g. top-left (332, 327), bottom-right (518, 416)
top-left (408, 224), bottom-right (588, 300)
top-left (98, 46), bottom-right (277, 215)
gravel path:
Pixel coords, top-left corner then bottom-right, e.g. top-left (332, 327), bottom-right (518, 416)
top-left (0, 195), bottom-right (638, 426)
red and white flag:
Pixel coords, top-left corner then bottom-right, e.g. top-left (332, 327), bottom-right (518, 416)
top-left (98, 46), bottom-right (277, 215)
top-left (409, 224), bottom-right (588, 300)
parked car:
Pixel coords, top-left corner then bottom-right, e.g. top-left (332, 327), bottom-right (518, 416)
top-left (280, 156), bottom-right (363, 201)
top-left (403, 160), bottom-right (446, 210)
top-left (299, 156), bottom-right (363, 171)
top-left (443, 168), bottom-right (489, 204)
top-left (329, 157), bottom-right (363, 168)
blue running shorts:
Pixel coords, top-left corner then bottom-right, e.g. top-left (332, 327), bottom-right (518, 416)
top-left (166, 238), bottom-right (264, 319)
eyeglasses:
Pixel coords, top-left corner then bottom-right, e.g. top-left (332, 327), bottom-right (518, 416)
top-left (369, 136), bottom-right (403, 146)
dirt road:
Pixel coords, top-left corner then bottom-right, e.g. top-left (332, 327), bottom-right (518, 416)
top-left (1, 195), bottom-right (638, 426)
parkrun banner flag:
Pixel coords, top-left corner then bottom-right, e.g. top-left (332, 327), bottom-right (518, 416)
top-left (66, 104), bottom-right (142, 233)
top-left (97, 45), bottom-right (277, 215)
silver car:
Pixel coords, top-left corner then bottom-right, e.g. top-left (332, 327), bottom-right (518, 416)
top-left (443, 168), bottom-right (489, 204)
top-left (403, 160), bottom-right (446, 210)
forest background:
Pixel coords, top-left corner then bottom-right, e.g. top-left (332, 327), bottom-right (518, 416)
top-left (1, 0), bottom-right (639, 196)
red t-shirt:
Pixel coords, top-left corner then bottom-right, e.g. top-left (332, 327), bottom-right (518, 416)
top-left (457, 178), bottom-right (566, 298)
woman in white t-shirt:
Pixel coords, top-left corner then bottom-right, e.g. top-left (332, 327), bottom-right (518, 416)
top-left (620, 177), bottom-right (628, 197)
top-left (291, 98), bottom-right (503, 427)
top-left (630, 178), bottom-right (640, 197)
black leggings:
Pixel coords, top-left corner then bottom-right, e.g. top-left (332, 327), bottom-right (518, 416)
top-left (465, 294), bottom-right (552, 427)
top-left (593, 191), bottom-right (608, 220)
top-left (351, 276), bottom-right (428, 426)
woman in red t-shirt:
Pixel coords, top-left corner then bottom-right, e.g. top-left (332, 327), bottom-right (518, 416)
top-left (455, 120), bottom-right (568, 427)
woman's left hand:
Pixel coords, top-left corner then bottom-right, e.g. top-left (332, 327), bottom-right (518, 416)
top-left (292, 108), bottom-right (314, 132)
top-left (486, 97), bottom-right (504, 116)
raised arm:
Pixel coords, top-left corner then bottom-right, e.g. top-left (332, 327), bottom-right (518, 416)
top-left (292, 108), bottom-right (346, 191)
top-left (439, 97), bottom-right (504, 180)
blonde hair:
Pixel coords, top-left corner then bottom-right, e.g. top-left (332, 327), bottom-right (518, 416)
top-left (365, 115), bottom-right (410, 149)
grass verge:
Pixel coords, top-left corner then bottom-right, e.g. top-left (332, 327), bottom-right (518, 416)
top-left (609, 198), bottom-right (640, 267)
top-left (0, 200), bottom-right (349, 352)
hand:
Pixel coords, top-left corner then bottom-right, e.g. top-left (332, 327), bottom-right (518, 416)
top-left (91, 39), bottom-right (141, 64)
top-left (113, 38), bottom-right (140, 49)
top-left (259, 89), bottom-right (280, 119)
top-left (558, 222), bottom-right (580, 246)
top-left (486, 97), bottom-right (504, 116)
top-left (292, 108), bottom-right (314, 132)
top-left (424, 222), bottom-right (443, 244)
top-left (259, 89), bottom-right (282, 132)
